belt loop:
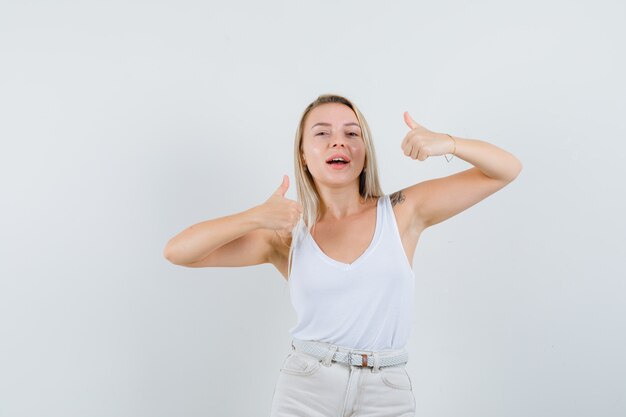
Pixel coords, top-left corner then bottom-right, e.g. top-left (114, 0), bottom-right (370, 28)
top-left (371, 351), bottom-right (381, 373)
top-left (322, 345), bottom-right (338, 367)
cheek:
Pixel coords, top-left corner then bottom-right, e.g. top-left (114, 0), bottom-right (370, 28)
top-left (303, 144), bottom-right (326, 162)
top-left (350, 143), bottom-right (366, 161)
top-left (300, 141), bottom-right (314, 160)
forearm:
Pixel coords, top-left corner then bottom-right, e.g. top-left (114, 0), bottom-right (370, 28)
top-left (163, 207), bottom-right (262, 265)
top-left (445, 134), bottom-right (523, 182)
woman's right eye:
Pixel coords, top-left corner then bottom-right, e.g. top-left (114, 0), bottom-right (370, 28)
top-left (315, 131), bottom-right (329, 136)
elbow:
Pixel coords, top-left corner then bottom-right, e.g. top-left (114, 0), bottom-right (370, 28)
top-left (510, 157), bottom-right (523, 181)
top-left (501, 156), bottom-right (523, 184)
top-left (163, 241), bottom-right (202, 267)
top-left (163, 244), bottom-right (176, 264)
top-left (163, 241), bottom-right (184, 265)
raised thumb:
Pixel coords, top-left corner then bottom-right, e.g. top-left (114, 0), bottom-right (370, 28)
top-left (403, 111), bottom-right (419, 129)
top-left (274, 175), bottom-right (289, 197)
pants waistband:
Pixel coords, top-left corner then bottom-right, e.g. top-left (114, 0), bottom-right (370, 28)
top-left (291, 338), bottom-right (409, 369)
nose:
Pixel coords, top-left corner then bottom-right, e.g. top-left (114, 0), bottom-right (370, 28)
top-left (330, 132), bottom-right (347, 148)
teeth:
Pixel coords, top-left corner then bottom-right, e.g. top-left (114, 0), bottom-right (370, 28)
top-left (330, 158), bottom-right (346, 162)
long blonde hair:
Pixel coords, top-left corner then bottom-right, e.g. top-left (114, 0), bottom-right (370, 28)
top-left (287, 94), bottom-right (384, 277)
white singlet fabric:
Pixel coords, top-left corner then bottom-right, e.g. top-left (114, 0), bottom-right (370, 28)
top-left (287, 194), bottom-right (415, 351)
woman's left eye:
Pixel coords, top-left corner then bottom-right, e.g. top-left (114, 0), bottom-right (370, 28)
top-left (348, 132), bottom-right (359, 137)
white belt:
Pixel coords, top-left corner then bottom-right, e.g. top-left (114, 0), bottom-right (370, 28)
top-left (291, 338), bottom-right (408, 368)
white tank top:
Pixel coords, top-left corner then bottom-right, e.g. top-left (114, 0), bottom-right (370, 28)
top-left (288, 194), bottom-right (415, 351)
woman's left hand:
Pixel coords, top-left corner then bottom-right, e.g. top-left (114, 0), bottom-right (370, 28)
top-left (402, 111), bottom-right (455, 161)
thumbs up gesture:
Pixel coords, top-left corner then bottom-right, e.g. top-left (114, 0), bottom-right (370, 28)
top-left (255, 175), bottom-right (303, 236)
top-left (402, 111), bottom-right (455, 161)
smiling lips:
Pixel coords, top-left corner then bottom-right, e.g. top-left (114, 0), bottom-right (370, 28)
top-left (325, 153), bottom-right (351, 164)
top-left (325, 153), bottom-right (351, 170)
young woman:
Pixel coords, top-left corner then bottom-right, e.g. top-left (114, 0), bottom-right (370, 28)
top-left (163, 94), bottom-right (522, 416)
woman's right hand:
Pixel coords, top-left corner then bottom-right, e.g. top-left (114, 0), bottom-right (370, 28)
top-left (164, 174), bottom-right (302, 269)
top-left (253, 175), bottom-right (303, 235)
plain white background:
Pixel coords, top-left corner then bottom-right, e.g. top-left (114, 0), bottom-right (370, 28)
top-left (1, 0), bottom-right (625, 416)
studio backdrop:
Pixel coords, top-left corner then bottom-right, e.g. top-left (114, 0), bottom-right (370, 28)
top-left (1, 1), bottom-right (624, 416)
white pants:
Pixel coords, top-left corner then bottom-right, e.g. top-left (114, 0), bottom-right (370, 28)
top-left (269, 339), bottom-right (416, 417)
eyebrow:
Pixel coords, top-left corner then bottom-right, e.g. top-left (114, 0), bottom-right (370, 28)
top-left (310, 122), bottom-right (361, 130)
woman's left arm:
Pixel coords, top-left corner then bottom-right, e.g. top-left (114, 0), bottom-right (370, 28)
top-left (399, 112), bottom-right (523, 229)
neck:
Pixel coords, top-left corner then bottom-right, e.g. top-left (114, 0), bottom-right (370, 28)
top-left (315, 183), bottom-right (370, 221)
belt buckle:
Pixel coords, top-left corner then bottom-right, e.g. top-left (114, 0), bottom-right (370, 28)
top-left (347, 351), bottom-right (371, 367)
top-left (348, 353), bottom-right (368, 368)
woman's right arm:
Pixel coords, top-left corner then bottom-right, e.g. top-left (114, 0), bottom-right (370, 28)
top-left (163, 175), bottom-right (302, 268)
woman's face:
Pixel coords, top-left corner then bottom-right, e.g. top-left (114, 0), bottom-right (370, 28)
top-left (301, 103), bottom-right (366, 189)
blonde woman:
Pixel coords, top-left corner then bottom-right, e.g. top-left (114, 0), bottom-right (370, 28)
top-left (163, 94), bottom-right (522, 416)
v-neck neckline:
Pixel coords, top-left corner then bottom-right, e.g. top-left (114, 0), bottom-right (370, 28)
top-left (306, 196), bottom-right (384, 271)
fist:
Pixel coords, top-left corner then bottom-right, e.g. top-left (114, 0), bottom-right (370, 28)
top-left (402, 111), bottom-right (454, 161)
